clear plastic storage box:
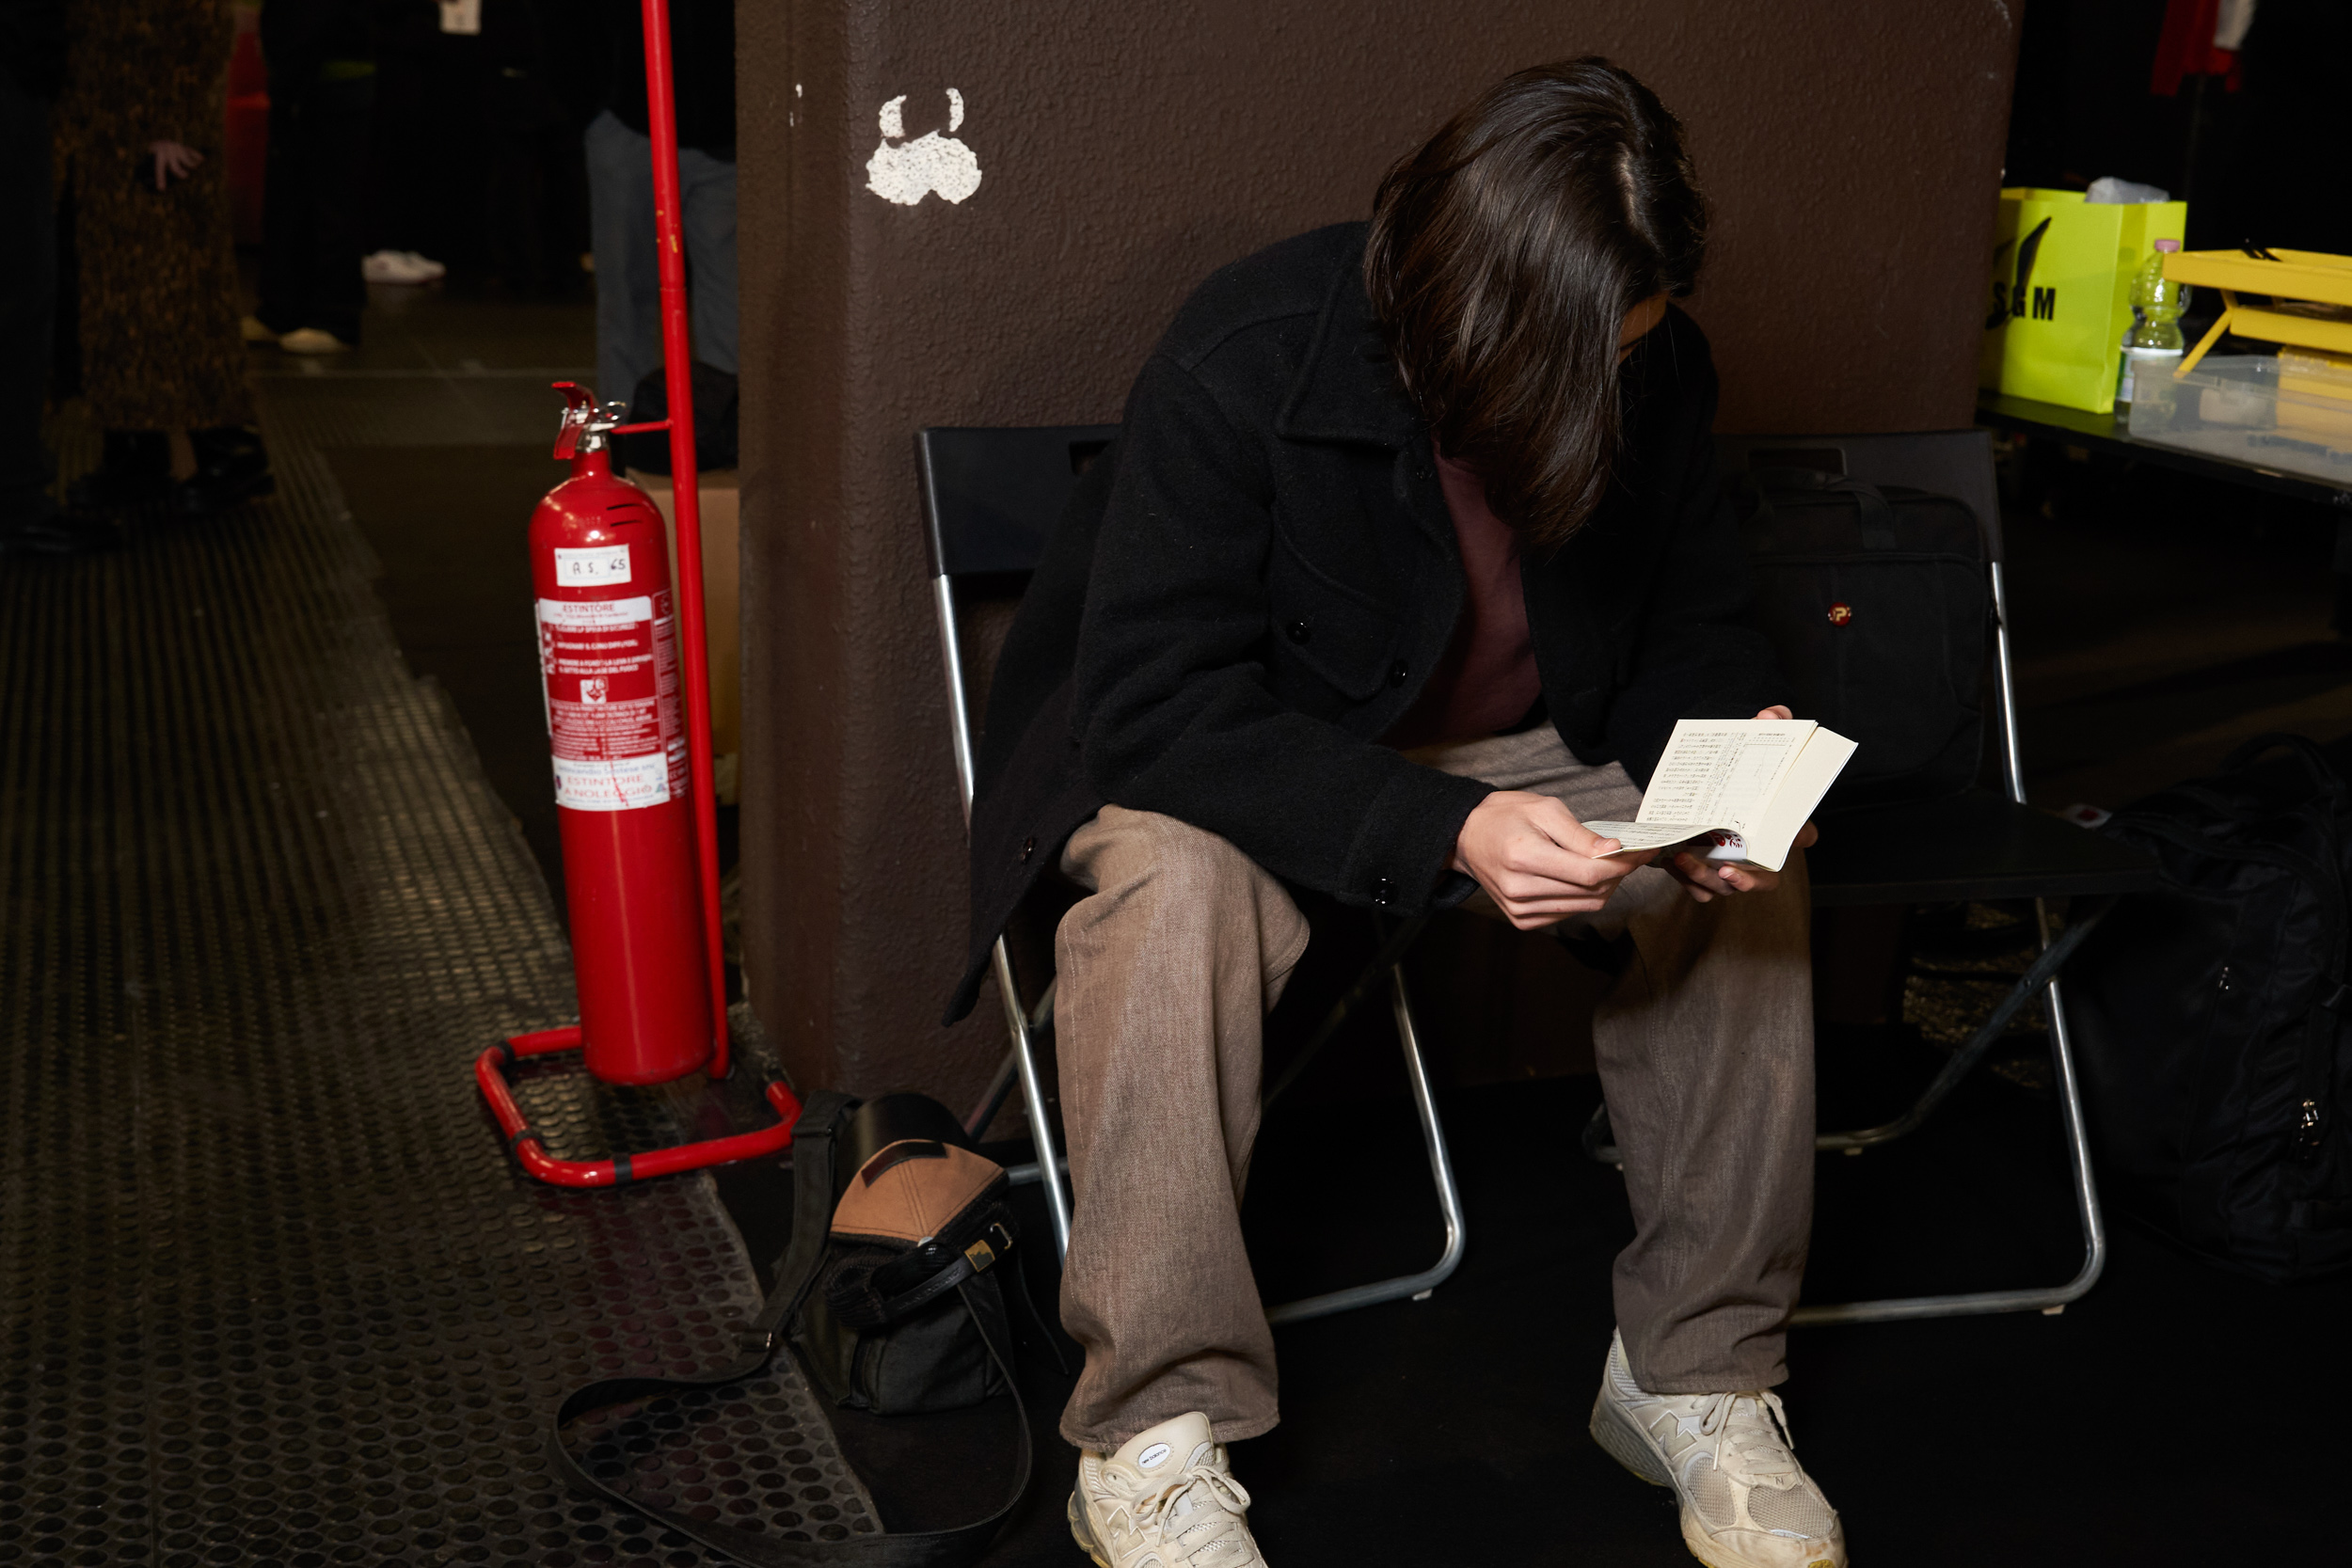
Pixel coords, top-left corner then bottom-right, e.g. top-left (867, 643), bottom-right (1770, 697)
top-left (2126, 354), bottom-right (2352, 486)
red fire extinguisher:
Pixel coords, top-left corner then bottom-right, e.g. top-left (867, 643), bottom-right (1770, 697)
top-left (474, 388), bottom-right (797, 1183)
top-left (472, 0), bottom-right (796, 1183)
top-left (532, 389), bottom-right (710, 1082)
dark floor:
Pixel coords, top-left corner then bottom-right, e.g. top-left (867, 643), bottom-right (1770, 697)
top-left (8, 280), bottom-right (2350, 1566)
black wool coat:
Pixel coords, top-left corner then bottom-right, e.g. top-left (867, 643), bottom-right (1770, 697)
top-left (946, 222), bottom-right (1788, 1022)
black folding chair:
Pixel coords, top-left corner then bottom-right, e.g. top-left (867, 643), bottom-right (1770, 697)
top-left (918, 426), bottom-right (1467, 1325)
top-left (1584, 430), bottom-right (2160, 1326)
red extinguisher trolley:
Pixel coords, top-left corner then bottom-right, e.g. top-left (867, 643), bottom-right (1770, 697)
top-left (473, 0), bottom-right (797, 1184)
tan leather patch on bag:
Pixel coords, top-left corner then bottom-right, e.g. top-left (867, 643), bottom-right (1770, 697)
top-left (832, 1138), bottom-right (1005, 1243)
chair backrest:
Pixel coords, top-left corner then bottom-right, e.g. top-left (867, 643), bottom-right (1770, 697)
top-left (917, 425), bottom-right (1120, 811)
top-left (1711, 429), bottom-right (2004, 562)
top-left (918, 425), bottom-right (1120, 579)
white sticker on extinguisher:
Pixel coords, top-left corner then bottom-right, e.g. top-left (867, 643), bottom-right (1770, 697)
top-left (553, 545), bottom-right (632, 588)
top-left (535, 593), bottom-right (688, 811)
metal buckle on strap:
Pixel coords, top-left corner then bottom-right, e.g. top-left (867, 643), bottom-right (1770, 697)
top-left (961, 1239), bottom-right (996, 1274)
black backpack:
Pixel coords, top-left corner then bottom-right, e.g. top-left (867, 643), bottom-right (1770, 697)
top-left (2067, 734), bottom-right (2352, 1282)
top-left (549, 1091), bottom-right (1049, 1565)
top-left (1732, 468), bottom-right (1990, 809)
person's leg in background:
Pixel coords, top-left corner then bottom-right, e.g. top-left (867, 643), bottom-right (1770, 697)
top-left (291, 71), bottom-right (373, 347)
top-left (0, 67), bottom-right (111, 555)
top-left (1051, 803), bottom-right (1306, 1568)
top-left (584, 109), bottom-right (661, 412)
top-left (256, 80), bottom-right (314, 341)
top-left (678, 146), bottom-right (738, 377)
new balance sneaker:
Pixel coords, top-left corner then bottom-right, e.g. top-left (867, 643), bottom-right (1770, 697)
top-left (1070, 1411), bottom-right (1265, 1568)
top-left (1590, 1331), bottom-right (1846, 1568)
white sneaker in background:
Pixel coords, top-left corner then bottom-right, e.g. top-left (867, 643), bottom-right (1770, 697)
top-left (362, 249), bottom-right (441, 284)
top-left (277, 327), bottom-right (351, 355)
top-left (1590, 1331), bottom-right (1846, 1568)
top-left (1070, 1410), bottom-right (1265, 1568)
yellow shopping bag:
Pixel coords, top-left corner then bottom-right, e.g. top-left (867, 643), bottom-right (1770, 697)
top-left (1979, 188), bottom-right (2187, 414)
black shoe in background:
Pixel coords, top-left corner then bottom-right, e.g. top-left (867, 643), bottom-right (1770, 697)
top-left (66, 429), bottom-right (174, 513)
top-left (1, 500), bottom-right (121, 557)
top-left (177, 425), bottom-right (277, 515)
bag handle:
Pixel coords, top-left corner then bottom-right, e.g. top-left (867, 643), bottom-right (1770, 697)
top-left (547, 1090), bottom-right (1036, 1566)
top-left (1736, 468), bottom-right (1899, 549)
top-left (2220, 732), bottom-right (2350, 800)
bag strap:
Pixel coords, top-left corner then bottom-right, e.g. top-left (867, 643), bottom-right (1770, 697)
top-left (1737, 468), bottom-right (1899, 549)
top-left (546, 1091), bottom-right (1036, 1566)
top-left (2220, 731), bottom-right (2351, 800)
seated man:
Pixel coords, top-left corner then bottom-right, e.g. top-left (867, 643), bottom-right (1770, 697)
top-left (946, 57), bottom-right (1841, 1568)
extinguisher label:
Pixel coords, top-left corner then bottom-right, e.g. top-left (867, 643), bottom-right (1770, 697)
top-left (535, 593), bottom-right (687, 811)
top-left (553, 545), bottom-right (633, 588)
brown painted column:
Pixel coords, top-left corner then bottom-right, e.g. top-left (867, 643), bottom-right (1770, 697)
top-left (735, 2), bottom-right (2020, 1104)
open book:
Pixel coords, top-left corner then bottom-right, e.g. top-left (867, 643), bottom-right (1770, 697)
top-left (1583, 719), bottom-right (1857, 873)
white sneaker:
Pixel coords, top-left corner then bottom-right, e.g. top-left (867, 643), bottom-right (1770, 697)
top-left (1590, 1331), bottom-right (1846, 1568)
top-left (1069, 1411), bottom-right (1265, 1568)
top-left (361, 249), bottom-right (443, 284)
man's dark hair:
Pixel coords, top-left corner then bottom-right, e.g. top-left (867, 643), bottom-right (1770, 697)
top-left (1365, 58), bottom-right (1708, 549)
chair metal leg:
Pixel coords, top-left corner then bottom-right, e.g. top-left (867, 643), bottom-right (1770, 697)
top-left (967, 981), bottom-right (1058, 1142)
top-left (1792, 902), bottom-right (2108, 1326)
top-left (1813, 898), bottom-right (2111, 1153)
top-left (1581, 899), bottom-right (2114, 1164)
top-left (1265, 961), bottom-right (1468, 1324)
top-left (992, 936), bottom-right (1072, 1259)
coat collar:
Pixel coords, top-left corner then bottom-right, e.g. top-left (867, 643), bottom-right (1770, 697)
top-left (1273, 236), bottom-right (1423, 449)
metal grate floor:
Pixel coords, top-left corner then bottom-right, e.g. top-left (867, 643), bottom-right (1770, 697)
top-left (0, 393), bottom-right (870, 1565)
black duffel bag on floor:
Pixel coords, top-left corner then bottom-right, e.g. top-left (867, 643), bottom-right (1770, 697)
top-left (2068, 733), bottom-right (2352, 1282)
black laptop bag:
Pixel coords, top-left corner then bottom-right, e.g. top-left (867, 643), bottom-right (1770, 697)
top-left (1731, 467), bottom-right (1991, 809)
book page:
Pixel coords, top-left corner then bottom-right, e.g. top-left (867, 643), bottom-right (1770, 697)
top-left (1581, 820), bottom-right (1720, 854)
top-left (1583, 720), bottom-right (1856, 871)
top-left (1742, 727), bottom-right (1857, 871)
top-left (1636, 720), bottom-right (1814, 832)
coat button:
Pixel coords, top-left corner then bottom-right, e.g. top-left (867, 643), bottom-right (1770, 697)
top-left (1388, 659), bottom-right (1409, 688)
top-left (1020, 836), bottom-right (1037, 863)
top-left (1285, 618), bottom-right (1313, 644)
top-left (1373, 876), bottom-right (1394, 906)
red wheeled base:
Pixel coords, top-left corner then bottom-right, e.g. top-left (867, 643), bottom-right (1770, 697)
top-left (475, 1025), bottom-right (800, 1187)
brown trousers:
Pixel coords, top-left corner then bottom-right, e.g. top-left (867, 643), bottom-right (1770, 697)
top-left (1050, 725), bottom-right (1815, 1449)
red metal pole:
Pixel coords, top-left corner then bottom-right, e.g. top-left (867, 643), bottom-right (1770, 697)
top-left (638, 0), bottom-right (730, 1078)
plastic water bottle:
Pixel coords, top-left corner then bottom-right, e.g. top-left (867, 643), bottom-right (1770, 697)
top-left (2117, 238), bottom-right (2190, 409)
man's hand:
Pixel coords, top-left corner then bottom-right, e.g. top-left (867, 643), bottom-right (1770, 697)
top-left (148, 141), bottom-right (203, 190)
top-left (1452, 791), bottom-right (1649, 930)
top-left (1659, 705), bottom-right (1819, 904)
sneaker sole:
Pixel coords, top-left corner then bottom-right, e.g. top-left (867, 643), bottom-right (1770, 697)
top-left (1067, 1488), bottom-right (1112, 1568)
top-left (1677, 1512), bottom-right (1843, 1568)
top-left (1595, 1394), bottom-right (1841, 1568)
top-left (1588, 1387), bottom-right (1673, 1487)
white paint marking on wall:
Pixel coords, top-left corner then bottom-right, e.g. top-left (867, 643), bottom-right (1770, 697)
top-left (866, 89), bottom-right (981, 206)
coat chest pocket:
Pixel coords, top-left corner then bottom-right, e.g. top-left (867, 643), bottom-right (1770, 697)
top-left (1265, 535), bottom-right (1402, 703)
